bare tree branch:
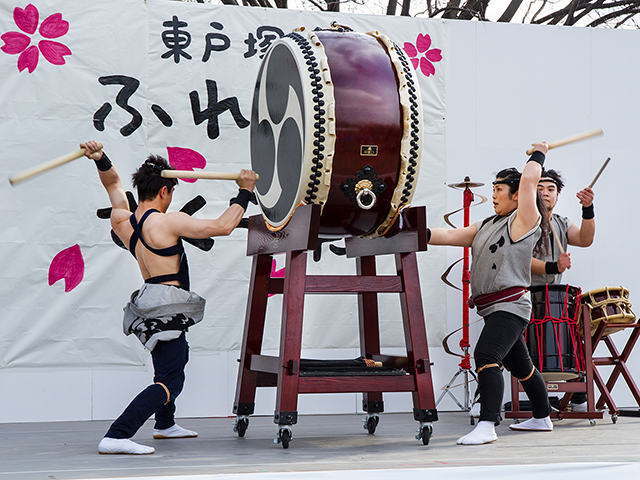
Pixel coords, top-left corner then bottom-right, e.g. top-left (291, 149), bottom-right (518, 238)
top-left (326, 0), bottom-right (340, 11)
top-left (432, 4), bottom-right (488, 19)
top-left (401, 0), bottom-right (412, 15)
top-left (566, 0), bottom-right (581, 24)
top-left (441, 0), bottom-right (463, 19)
top-left (305, 0), bottom-right (326, 10)
top-left (205, 0), bottom-right (640, 29)
top-left (529, 0), bottom-right (548, 23)
top-left (588, 3), bottom-right (640, 25)
top-left (497, 0), bottom-right (524, 22)
top-left (456, 0), bottom-right (490, 20)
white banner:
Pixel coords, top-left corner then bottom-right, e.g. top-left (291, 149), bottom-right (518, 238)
top-left (0, 0), bottom-right (446, 368)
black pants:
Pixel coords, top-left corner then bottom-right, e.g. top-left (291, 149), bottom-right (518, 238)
top-left (105, 333), bottom-right (189, 439)
top-left (474, 311), bottom-right (551, 424)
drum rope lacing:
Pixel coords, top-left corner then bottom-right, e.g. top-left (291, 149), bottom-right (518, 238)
top-left (527, 284), bottom-right (585, 374)
top-left (580, 286), bottom-right (636, 337)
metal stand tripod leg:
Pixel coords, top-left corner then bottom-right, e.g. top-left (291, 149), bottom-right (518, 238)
top-left (436, 366), bottom-right (478, 410)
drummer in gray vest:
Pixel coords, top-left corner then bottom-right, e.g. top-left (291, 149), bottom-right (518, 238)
top-left (531, 169), bottom-right (596, 411)
top-left (531, 168), bottom-right (595, 285)
top-left (429, 142), bottom-right (554, 445)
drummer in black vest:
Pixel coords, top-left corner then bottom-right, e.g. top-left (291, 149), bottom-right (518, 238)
top-left (429, 142), bottom-right (554, 444)
top-left (81, 141), bottom-right (256, 455)
top-left (531, 168), bottom-right (596, 410)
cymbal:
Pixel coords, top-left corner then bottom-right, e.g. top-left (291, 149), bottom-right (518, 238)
top-left (448, 176), bottom-right (484, 190)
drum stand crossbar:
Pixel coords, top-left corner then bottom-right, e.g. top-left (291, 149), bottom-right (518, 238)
top-left (232, 205), bottom-right (438, 448)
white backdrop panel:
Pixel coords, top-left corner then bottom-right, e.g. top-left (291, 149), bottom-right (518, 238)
top-left (0, 0), bottom-right (447, 368)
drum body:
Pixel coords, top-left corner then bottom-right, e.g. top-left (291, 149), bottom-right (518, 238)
top-left (250, 27), bottom-right (422, 238)
top-left (581, 286), bottom-right (636, 337)
top-left (526, 284), bottom-right (583, 381)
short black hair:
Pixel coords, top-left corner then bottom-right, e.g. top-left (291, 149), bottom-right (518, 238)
top-left (131, 155), bottom-right (177, 202)
top-left (494, 167), bottom-right (521, 195)
top-left (539, 168), bottom-right (565, 193)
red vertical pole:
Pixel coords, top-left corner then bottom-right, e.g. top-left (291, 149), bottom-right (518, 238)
top-left (459, 187), bottom-right (473, 371)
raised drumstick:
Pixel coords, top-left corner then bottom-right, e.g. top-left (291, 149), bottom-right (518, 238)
top-left (161, 170), bottom-right (260, 181)
top-left (9, 143), bottom-right (103, 186)
top-left (526, 128), bottom-right (604, 155)
top-left (588, 157), bottom-right (611, 189)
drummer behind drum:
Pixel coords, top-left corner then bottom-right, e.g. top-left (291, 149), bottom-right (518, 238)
top-left (531, 168), bottom-right (596, 411)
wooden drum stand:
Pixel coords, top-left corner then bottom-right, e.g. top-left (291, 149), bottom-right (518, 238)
top-left (232, 205), bottom-right (438, 448)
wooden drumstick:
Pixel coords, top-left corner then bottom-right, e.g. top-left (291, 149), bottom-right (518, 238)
top-left (161, 170), bottom-right (260, 181)
top-left (588, 157), bottom-right (611, 189)
top-left (9, 143), bottom-right (103, 186)
top-left (550, 222), bottom-right (565, 255)
top-left (525, 128), bottom-right (604, 155)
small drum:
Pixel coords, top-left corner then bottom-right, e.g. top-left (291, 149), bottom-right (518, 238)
top-left (526, 284), bottom-right (584, 381)
top-left (250, 24), bottom-right (423, 238)
top-left (581, 286), bottom-right (636, 337)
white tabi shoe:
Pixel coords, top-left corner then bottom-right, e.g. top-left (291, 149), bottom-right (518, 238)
top-left (509, 416), bottom-right (553, 431)
top-left (98, 437), bottom-right (155, 455)
top-left (153, 424), bottom-right (198, 439)
top-left (456, 421), bottom-right (498, 445)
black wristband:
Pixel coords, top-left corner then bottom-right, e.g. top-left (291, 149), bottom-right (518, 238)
top-left (582, 204), bottom-right (595, 220)
top-left (231, 189), bottom-right (251, 211)
top-left (94, 152), bottom-right (113, 172)
top-left (545, 261), bottom-right (560, 275)
top-left (527, 150), bottom-right (546, 167)
top-left (426, 228), bottom-right (431, 243)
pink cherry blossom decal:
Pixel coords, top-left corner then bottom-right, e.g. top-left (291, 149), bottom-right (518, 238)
top-left (39, 40), bottom-right (71, 65)
top-left (49, 244), bottom-right (84, 293)
top-left (17, 44), bottom-right (38, 73)
top-left (0, 32), bottom-right (30, 54)
top-left (39, 13), bottom-right (69, 39)
top-left (403, 33), bottom-right (442, 78)
top-left (1, 4), bottom-right (72, 73)
top-left (13, 4), bottom-right (38, 34)
top-left (167, 147), bottom-right (208, 184)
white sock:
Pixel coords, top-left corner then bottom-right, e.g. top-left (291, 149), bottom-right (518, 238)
top-left (98, 437), bottom-right (154, 455)
top-left (456, 421), bottom-right (498, 445)
top-left (509, 416), bottom-right (553, 431)
top-left (571, 401), bottom-right (588, 413)
top-left (153, 424), bottom-right (198, 439)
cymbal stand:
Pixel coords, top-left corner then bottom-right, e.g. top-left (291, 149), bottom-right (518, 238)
top-left (436, 177), bottom-right (486, 421)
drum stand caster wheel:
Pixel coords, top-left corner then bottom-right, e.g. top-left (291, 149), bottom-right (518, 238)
top-left (512, 418), bottom-right (520, 424)
top-left (274, 426), bottom-right (293, 449)
top-left (233, 415), bottom-right (250, 437)
top-left (363, 414), bottom-right (380, 435)
top-left (415, 422), bottom-right (433, 445)
top-left (590, 419), bottom-right (597, 426)
top-left (611, 414), bottom-right (618, 424)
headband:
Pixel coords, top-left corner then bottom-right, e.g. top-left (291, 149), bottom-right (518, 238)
top-left (493, 176), bottom-right (520, 186)
top-left (538, 176), bottom-right (560, 188)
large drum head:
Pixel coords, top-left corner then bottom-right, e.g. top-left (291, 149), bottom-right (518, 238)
top-left (250, 26), bottom-right (422, 238)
